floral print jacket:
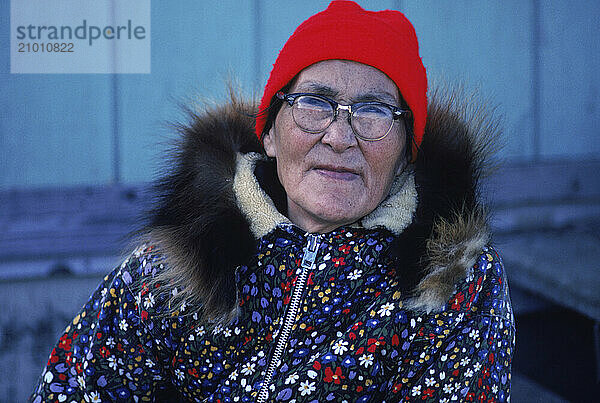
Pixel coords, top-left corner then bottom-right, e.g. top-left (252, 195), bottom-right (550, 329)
top-left (32, 92), bottom-right (514, 402)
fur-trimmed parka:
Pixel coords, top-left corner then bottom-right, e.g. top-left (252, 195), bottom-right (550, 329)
top-left (31, 90), bottom-right (514, 402)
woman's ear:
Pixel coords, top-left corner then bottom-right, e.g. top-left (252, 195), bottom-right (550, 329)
top-left (396, 158), bottom-right (408, 176)
top-left (263, 126), bottom-right (277, 158)
top-left (395, 137), bottom-right (410, 175)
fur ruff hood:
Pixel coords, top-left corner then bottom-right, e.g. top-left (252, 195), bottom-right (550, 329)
top-left (145, 88), bottom-right (499, 319)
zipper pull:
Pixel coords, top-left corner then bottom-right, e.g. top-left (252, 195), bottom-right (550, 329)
top-left (300, 234), bottom-right (320, 269)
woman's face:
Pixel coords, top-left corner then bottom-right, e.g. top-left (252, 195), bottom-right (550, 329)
top-left (263, 60), bottom-right (408, 233)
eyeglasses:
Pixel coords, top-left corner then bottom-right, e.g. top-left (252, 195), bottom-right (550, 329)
top-left (276, 91), bottom-right (412, 141)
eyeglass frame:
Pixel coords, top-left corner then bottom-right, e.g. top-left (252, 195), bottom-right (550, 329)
top-left (276, 91), bottom-right (412, 142)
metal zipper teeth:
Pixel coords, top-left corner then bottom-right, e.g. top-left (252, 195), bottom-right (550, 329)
top-left (256, 234), bottom-right (321, 403)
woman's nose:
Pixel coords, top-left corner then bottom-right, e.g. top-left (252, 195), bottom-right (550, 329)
top-left (320, 109), bottom-right (357, 152)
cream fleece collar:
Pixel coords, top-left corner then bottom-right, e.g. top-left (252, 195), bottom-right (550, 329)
top-left (233, 152), bottom-right (418, 238)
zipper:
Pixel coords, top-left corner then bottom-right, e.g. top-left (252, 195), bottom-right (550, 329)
top-left (256, 234), bottom-right (321, 403)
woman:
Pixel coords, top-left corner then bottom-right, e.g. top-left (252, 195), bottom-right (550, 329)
top-left (32, 1), bottom-right (514, 402)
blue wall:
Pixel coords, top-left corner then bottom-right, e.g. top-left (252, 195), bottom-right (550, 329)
top-left (2, 0), bottom-right (599, 188)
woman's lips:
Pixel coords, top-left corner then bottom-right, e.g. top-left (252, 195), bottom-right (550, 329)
top-left (313, 165), bottom-right (360, 181)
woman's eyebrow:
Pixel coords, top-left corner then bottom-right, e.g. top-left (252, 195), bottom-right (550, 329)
top-left (295, 82), bottom-right (339, 97)
top-left (294, 82), bottom-right (397, 104)
top-left (353, 91), bottom-right (398, 104)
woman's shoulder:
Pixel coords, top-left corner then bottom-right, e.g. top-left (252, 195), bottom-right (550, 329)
top-left (471, 245), bottom-right (513, 317)
top-left (399, 245), bottom-right (513, 334)
top-left (441, 245), bottom-right (513, 322)
top-left (102, 244), bottom-right (178, 321)
top-left (118, 244), bottom-right (165, 282)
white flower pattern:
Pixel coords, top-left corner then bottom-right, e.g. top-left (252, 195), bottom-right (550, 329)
top-left (31, 238), bottom-right (513, 402)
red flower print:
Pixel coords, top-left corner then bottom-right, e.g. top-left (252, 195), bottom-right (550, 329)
top-left (58, 334), bottom-right (72, 351)
top-left (323, 366), bottom-right (344, 384)
top-left (338, 244), bottom-right (351, 254)
top-left (48, 349), bottom-right (59, 365)
top-left (367, 337), bottom-right (386, 352)
top-left (451, 292), bottom-right (465, 310)
top-left (308, 272), bottom-right (315, 285)
top-left (99, 346), bottom-right (110, 358)
top-left (332, 257), bottom-right (346, 267)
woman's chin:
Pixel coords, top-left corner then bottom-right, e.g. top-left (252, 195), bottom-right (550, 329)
top-left (301, 196), bottom-right (367, 230)
top-left (286, 176), bottom-right (376, 231)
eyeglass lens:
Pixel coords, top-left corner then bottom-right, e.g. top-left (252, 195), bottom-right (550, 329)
top-left (291, 95), bottom-right (394, 140)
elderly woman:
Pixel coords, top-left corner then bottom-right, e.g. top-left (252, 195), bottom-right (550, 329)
top-left (32, 1), bottom-right (514, 402)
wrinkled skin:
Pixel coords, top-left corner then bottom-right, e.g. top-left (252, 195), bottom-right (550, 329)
top-left (263, 60), bottom-right (408, 233)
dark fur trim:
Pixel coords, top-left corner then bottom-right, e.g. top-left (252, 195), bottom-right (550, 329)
top-left (143, 86), bottom-right (500, 318)
top-left (143, 95), bottom-right (263, 320)
top-left (391, 86), bottom-right (499, 312)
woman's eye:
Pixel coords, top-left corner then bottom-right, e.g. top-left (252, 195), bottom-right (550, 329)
top-left (297, 96), bottom-right (330, 110)
top-left (356, 105), bottom-right (390, 117)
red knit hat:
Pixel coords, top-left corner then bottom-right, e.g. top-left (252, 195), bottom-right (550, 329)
top-left (256, 0), bottom-right (427, 158)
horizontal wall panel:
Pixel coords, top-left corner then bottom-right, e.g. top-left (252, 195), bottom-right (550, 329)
top-left (0, 185), bottom-right (149, 262)
top-left (485, 159), bottom-right (600, 205)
